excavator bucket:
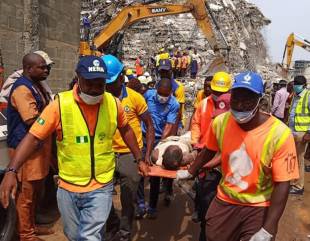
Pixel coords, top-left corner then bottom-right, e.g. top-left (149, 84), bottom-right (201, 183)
top-left (203, 57), bottom-right (228, 76)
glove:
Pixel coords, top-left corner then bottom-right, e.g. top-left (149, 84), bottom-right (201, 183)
top-left (249, 228), bottom-right (273, 241)
top-left (176, 170), bottom-right (193, 181)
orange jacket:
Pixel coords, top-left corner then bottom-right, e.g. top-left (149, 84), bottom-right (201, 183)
top-left (191, 96), bottom-right (214, 148)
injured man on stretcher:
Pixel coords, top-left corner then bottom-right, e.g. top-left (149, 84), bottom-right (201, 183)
top-left (148, 132), bottom-right (199, 178)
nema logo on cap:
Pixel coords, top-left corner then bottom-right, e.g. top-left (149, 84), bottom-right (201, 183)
top-left (243, 73), bottom-right (252, 83)
top-left (88, 60), bottom-right (105, 73)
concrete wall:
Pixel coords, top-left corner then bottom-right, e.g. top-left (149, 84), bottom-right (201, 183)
top-left (0, 0), bottom-right (81, 93)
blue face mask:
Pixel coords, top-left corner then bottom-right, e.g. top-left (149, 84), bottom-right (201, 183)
top-left (293, 85), bottom-right (304, 94)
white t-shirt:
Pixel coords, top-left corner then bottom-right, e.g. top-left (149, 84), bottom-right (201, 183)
top-left (155, 132), bottom-right (192, 166)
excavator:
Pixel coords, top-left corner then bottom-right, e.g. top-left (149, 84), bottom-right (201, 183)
top-left (280, 33), bottom-right (310, 77)
top-left (79, 0), bottom-right (230, 72)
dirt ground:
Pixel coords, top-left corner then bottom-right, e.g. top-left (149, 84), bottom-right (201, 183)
top-left (42, 173), bottom-right (310, 241)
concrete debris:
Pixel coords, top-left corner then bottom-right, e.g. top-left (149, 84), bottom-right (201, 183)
top-left (81, 0), bottom-right (280, 113)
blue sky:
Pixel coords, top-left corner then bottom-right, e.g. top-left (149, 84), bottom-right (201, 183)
top-left (249, 0), bottom-right (310, 63)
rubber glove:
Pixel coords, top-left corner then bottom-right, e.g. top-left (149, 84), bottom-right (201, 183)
top-left (249, 228), bottom-right (273, 241)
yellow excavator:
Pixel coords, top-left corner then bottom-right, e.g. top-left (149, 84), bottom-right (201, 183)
top-left (79, 0), bottom-right (230, 71)
top-left (280, 33), bottom-right (310, 77)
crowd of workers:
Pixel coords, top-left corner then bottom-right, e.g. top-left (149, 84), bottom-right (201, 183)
top-left (0, 47), bottom-right (306, 241)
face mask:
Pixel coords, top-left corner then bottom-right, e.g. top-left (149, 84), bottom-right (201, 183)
top-left (78, 80), bottom-right (103, 105)
top-left (293, 85), bottom-right (304, 94)
top-left (211, 94), bottom-right (218, 101)
top-left (156, 93), bottom-right (170, 104)
top-left (230, 99), bottom-right (260, 124)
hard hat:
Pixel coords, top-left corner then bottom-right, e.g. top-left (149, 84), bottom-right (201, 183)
top-left (34, 50), bottom-right (54, 65)
top-left (126, 69), bottom-right (133, 76)
top-left (210, 71), bottom-right (232, 92)
top-left (101, 54), bottom-right (124, 84)
top-left (124, 75), bottom-right (129, 83)
top-left (160, 48), bottom-right (165, 52)
top-left (144, 72), bottom-right (150, 77)
top-left (138, 75), bottom-right (148, 84)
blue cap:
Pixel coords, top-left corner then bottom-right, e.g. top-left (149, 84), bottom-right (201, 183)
top-left (232, 71), bottom-right (264, 95)
top-left (76, 56), bottom-right (107, 80)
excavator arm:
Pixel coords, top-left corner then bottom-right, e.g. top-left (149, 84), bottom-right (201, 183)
top-left (80, 0), bottom-right (228, 56)
top-left (281, 33), bottom-right (310, 70)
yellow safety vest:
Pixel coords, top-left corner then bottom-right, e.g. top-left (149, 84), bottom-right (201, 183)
top-left (213, 112), bottom-right (291, 204)
top-left (294, 90), bottom-right (310, 132)
top-left (57, 90), bottom-right (117, 186)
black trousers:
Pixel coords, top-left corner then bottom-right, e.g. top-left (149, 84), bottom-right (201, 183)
top-left (194, 169), bottom-right (222, 241)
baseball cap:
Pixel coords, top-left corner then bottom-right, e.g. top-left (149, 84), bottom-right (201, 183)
top-left (158, 59), bottom-right (172, 71)
top-left (76, 56), bottom-right (107, 80)
top-left (213, 93), bottom-right (231, 117)
top-left (232, 71), bottom-right (264, 95)
top-left (34, 50), bottom-right (54, 65)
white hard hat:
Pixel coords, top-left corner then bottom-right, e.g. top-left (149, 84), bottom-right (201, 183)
top-left (34, 50), bottom-right (54, 65)
top-left (144, 72), bottom-right (150, 77)
top-left (138, 75), bottom-right (148, 84)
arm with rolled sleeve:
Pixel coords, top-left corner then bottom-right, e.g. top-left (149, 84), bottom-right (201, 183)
top-left (271, 91), bottom-right (281, 115)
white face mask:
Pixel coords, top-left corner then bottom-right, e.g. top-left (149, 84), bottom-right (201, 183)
top-left (156, 93), bottom-right (170, 104)
top-left (230, 98), bottom-right (261, 124)
top-left (78, 80), bottom-right (103, 105)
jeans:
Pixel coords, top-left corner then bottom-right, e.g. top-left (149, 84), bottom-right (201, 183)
top-left (57, 182), bottom-right (113, 241)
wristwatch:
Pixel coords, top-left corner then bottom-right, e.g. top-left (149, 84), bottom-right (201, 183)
top-left (5, 167), bottom-right (18, 174)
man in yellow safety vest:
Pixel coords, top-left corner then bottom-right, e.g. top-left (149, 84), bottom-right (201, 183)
top-left (0, 56), bottom-right (148, 241)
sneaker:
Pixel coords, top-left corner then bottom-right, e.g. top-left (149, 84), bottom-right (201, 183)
top-left (289, 186), bottom-right (304, 195)
top-left (135, 205), bottom-right (146, 219)
top-left (163, 194), bottom-right (173, 207)
top-left (191, 211), bottom-right (200, 223)
top-left (146, 208), bottom-right (157, 219)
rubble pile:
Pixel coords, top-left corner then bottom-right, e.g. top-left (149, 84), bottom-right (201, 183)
top-left (81, 0), bottom-right (279, 112)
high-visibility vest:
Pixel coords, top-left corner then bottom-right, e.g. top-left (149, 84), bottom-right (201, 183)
top-left (57, 90), bottom-right (117, 186)
top-left (294, 90), bottom-right (310, 132)
top-left (213, 112), bottom-right (291, 204)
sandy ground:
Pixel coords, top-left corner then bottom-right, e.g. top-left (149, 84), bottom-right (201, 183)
top-left (41, 173), bottom-right (310, 241)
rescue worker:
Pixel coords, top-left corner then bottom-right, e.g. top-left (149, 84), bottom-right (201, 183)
top-left (191, 72), bottom-right (231, 147)
top-left (190, 72), bottom-right (232, 241)
top-left (0, 56), bottom-right (149, 241)
top-left (102, 55), bottom-right (155, 241)
top-left (6, 53), bottom-right (52, 241)
top-left (158, 63), bottom-right (185, 133)
top-left (193, 76), bottom-right (213, 110)
top-left (180, 52), bottom-right (188, 77)
top-left (271, 79), bottom-right (289, 121)
top-left (177, 72), bottom-right (299, 241)
top-left (136, 78), bottom-right (180, 219)
top-left (288, 75), bottom-right (310, 195)
top-left (135, 56), bottom-right (144, 76)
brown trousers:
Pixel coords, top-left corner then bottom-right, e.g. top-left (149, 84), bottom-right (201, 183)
top-left (206, 198), bottom-right (268, 241)
top-left (16, 179), bottom-right (44, 241)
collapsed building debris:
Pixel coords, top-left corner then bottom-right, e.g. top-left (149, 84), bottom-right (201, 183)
top-left (81, 0), bottom-right (280, 113)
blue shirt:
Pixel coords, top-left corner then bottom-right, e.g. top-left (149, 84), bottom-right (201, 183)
top-left (142, 89), bottom-right (180, 139)
top-left (288, 89), bottom-right (310, 132)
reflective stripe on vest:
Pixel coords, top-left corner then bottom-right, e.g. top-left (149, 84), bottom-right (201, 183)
top-left (295, 90), bottom-right (310, 132)
top-left (214, 112), bottom-right (291, 203)
top-left (57, 90), bottom-right (117, 186)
